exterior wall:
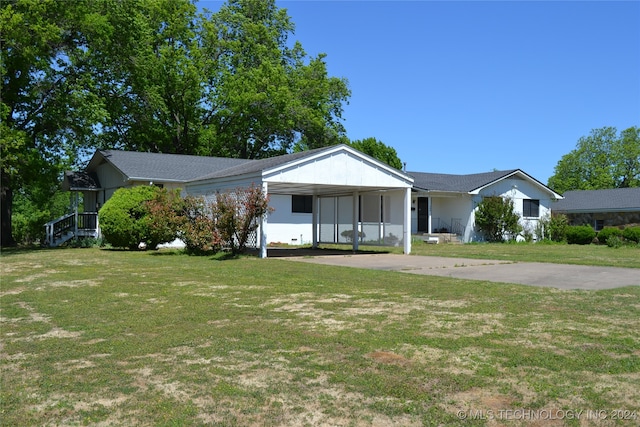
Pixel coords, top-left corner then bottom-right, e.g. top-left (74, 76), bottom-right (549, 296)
top-left (94, 162), bottom-right (128, 206)
top-left (475, 177), bottom-right (554, 241)
top-left (266, 194), bottom-right (313, 245)
top-left (411, 176), bottom-right (557, 242)
top-left (185, 175), bottom-right (262, 197)
top-left (558, 211), bottom-right (640, 229)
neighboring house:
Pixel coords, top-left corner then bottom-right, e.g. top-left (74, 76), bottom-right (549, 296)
top-left (552, 188), bottom-right (640, 230)
top-left (50, 144), bottom-right (561, 253)
top-left (408, 169), bottom-right (563, 242)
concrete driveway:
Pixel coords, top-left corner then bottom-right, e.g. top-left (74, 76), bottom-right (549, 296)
top-left (275, 251), bottom-right (640, 290)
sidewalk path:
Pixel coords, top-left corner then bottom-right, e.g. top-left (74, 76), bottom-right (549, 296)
top-left (277, 252), bottom-right (640, 290)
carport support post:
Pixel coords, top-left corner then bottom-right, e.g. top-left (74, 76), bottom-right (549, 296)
top-left (352, 192), bottom-right (359, 252)
top-left (260, 182), bottom-right (268, 258)
top-left (312, 195), bottom-right (318, 249)
top-left (404, 187), bottom-right (411, 254)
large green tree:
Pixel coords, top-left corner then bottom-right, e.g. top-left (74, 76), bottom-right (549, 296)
top-left (1, 0), bottom-right (101, 246)
top-left (1, 0), bottom-right (351, 246)
top-left (204, 0), bottom-right (350, 159)
top-left (348, 137), bottom-right (403, 170)
top-left (548, 126), bottom-right (640, 193)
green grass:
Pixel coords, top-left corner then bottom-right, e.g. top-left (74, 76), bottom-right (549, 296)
top-left (1, 247), bottom-right (639, 426)
top-left (322, 240), bottom-right (640, 269)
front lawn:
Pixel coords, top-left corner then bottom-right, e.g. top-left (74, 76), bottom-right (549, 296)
top-left (409, 241), bottom-right (640, 268)
top-left (1, 248), bottom-right (639, 426)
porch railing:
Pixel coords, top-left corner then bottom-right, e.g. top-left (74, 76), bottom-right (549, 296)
top-left (45, 212), bottom-right (99, 246)
top-left (432, 218), bottom-right (466, 237)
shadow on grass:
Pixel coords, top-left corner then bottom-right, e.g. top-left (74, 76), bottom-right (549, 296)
top-left (259, 246), bottom-right (390, 258)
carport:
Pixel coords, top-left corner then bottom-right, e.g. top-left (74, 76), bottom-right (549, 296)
top-left (186, 144), bottom-right (415, 258)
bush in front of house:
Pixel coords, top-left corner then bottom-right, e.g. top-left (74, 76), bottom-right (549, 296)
top-left (179, 186), bottom-right (273, 255)
top-left (622, 226), bottom-right (640, 244)
top-left (179, 196), bottom-right (223, 254)
top-left (475, 195), bottom-right (522, 242)
top-left (99, 186), bottom-right (182, 250)
top-left (596, 227), bottom-right (623, 245)
top-left (565, 225), bottom-right (596, 245)
top-left (547, 214), bottom-right (569, 242)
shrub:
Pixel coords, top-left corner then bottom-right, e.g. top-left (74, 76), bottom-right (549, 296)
top-left (179, 196), bottom-right (223, 254)
top-left (340, 229), bottom-right (366, 242)
top-left (606, 235), bottom-right (623, 248)
top-left (99, 186), bottom-right (181, 250)
top-left (622, 226), bottom-right (640, 243)
top-left (212, 185), bottom-right (273, 254)
top-left (475, 196), bottom-right (522, 242)
top-left (179, 186), bottom-right (273, 255)
top-left (565, 225), bottom-right (596, 245)
top-left (547, 214), bottom-right (568, 242)
top-left (596, 227), bottom-right (623, 245)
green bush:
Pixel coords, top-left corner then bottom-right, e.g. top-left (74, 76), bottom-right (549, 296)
top-left (565, 225), bottom-right (596, 245)
top-left (475, 196), bottom-right (522, 242)
top-left (99, 186), bottom-right (181, 250)
top-left (547, 214), bottom-right (568, 242)
top-left (622, 226), bottom-right (640, 243)
top-left (606, 235), bottom-right (623, 248)
top-left (596, 227), bottom-right (623, 245)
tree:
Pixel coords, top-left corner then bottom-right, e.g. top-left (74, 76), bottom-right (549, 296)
top-left (348, 137), bottom-right (403, 170)
top-left (548, 126), bottom-right (640, 193)
top-left (205, 0), bottom-right (350, 159)
top-left (1, 0), bottom-right (351, 247)
top-left (474, 196), bottom-right (521, 242)
top-left (1, 0), bottom-right (100, 246)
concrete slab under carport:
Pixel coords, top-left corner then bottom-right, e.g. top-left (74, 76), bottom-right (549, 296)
top-left (274, 252), bottom-right (640, 290)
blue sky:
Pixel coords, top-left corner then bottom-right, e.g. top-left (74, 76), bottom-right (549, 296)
top-left (200, 1), bottom-right (640, 185)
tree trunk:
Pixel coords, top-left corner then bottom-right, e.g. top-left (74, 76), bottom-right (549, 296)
top-left (1, 170), bottom-right (16, 247)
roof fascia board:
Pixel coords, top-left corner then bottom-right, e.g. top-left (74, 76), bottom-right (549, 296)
top-left (413, 189), bottom-right (469, 197)
top-left (127, 177), bottom-right (188, 184)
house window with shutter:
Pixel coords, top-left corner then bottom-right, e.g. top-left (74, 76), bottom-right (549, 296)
top-left (523, 199), bottom-right (540, 217)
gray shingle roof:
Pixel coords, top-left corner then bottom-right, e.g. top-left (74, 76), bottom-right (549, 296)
top-left (408, 170), bottom-right (520, 192)
top-left (191, 146), bottom-right (332, 181)
top-left (553, 188), bottom-right (640, 212)
top-left (93, 150), bottom-right (253, 182)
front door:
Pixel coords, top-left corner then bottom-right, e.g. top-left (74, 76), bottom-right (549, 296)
top-left (417, 197), bottom-right (428, 232)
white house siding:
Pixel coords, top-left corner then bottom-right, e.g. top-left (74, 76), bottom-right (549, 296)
top-left (475, 176), bottom-right (554, 241)
top-left (267, 194), bottom-right (313, 245)
top-left (185, 174), bottom-right (263, 197)
top-left (430, 196), bottom-right (473, 237)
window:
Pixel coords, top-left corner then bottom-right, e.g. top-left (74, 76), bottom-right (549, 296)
top-left (292, 195), bottom-right (313, 213)
top-left (523, 199), bottom-right (540, 217)
top-left (594, 219), bottom-right (604, 231)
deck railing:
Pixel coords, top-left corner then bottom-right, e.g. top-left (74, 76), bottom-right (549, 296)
top-left (45, 212), bottom-right (99, 246)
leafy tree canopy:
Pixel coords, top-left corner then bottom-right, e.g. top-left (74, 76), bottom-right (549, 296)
top-left (347, 137), bottom-right (403, 170)
top-left (1, 0), bottom-right (351, 246)
top-left (548, 126), bottom-right (640, 193)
